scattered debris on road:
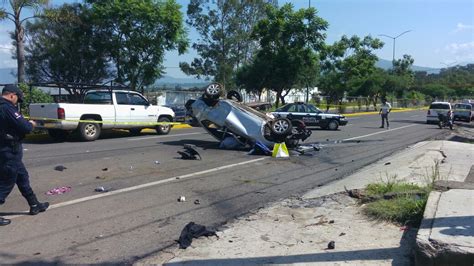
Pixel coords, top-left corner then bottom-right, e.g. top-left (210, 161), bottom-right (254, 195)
top-left (384, 162), bottom-right (391, 165)
top-left (248, 141), bottom-right (272, 156)
top-left (94, 186), bottom-right (110, 193)
top-left (327, 240), bottom-right (335, 249)
top-left (178, 222), bottom-right (218, 249)
top-left (177, 144), bottom-right (201, 160)
top-left (46, 186), bottom-right (71, 195)
top-left (54, 165), bottom-right (67, 171)
top-left (154, 160), bottom-right (160, 165)
top-left (102, 168), bottom-right (108, 171)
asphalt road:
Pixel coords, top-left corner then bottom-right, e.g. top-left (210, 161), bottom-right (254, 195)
top-left (0, 110), bottom-right (448, 264)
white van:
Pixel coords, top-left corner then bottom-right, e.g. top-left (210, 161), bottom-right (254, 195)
top-left (426, 102), bottom-right (452, 124)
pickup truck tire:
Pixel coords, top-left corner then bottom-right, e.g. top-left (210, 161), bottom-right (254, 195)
top-left (48, 129), bottom-right (69, 141)
top-left (156, 117), bottom-right (171, 135)
top-left (78, 121), bottom-right (101, 141)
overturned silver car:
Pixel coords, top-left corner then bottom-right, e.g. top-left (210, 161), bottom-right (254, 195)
top-left (185, 83), bottom-right (311, 149)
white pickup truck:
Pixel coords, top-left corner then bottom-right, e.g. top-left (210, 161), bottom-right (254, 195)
top-left (29, 90), bottom-right (175, 141)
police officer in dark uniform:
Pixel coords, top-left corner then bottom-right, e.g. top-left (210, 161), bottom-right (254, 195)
top-left (0, 84), bottom-right (49, 226)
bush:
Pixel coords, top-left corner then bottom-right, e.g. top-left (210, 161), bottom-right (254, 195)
top-left (19, 83), bottom-right (54, 115)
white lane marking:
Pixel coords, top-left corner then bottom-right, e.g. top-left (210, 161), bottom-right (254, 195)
top-left (8, 158), bottom-right (267, 219)
top-left (343, 124), bottom-right (417, 141)
top-left (128, 132), bottom-right (205, 141)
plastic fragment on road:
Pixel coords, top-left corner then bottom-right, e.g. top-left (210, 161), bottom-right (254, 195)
top-left (194, 199), bottom-right (200, 205)
top-left (178, 196), bottom-right (186, 202)
top-left (177, 144), bottom-right (201, 160)
top-left (154, 160), bottom-right (160, 165)
top-left (272, 142), bottom-right (289, 158)
top-left (94, 186), bottom-right (110, 193)
top-left (46, 186), bottom-right (71, 195)
top-left (178, 222), bottom-right (218, 249)
top-left (54, 165), bottom-right (67, 171)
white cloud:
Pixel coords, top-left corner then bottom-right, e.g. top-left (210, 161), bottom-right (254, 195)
top-left (454, 23), bottom-right (474, 33)
top-left (444, 41), bottom-right (474, 61)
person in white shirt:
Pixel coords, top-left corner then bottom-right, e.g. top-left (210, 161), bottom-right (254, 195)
top-left (379, 98), bottom-right (392, 129)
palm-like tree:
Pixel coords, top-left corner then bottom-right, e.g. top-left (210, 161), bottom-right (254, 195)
top-left (0, 0), bottom-right (49, 83)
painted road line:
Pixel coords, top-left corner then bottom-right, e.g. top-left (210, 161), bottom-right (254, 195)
top-left (127, 132), bottom-right (206, 141)
top-left (7, 157), bottom-right (268, 219)
top-left (343, 124), bottom-right (417, 141)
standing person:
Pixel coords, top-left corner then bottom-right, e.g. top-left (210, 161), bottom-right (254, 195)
top-left (379, 98), bottom-right (392, 129)
top-left (0, 84), bottom-right (49, 226)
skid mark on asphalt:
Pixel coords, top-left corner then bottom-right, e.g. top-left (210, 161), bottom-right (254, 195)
top-left (7, 158), bottom-right (267, 220)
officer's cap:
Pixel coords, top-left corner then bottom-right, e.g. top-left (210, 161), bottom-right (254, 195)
top-left (2, 84), bottom-right (24, 103)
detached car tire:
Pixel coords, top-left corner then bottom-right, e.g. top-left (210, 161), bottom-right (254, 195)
top-left (78, 121), bottom-right (101, 141)
top-left (156, 117), bottom-right (171, 135)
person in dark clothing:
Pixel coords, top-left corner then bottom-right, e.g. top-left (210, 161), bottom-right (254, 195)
top-left (0, 84), bottom-right (49, 226)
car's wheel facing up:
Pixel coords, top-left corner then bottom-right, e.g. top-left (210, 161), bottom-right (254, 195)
top-left (204, 83), bottom-right (222, 100)
top-left (271, 118), bottom-right (292, 142)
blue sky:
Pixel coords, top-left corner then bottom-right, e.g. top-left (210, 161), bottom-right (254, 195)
top-left (0, 0), bottom-right (473, 78)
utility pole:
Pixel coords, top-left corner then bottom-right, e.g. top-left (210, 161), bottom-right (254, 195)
top-left (379, 30), bottom-right (411, 64)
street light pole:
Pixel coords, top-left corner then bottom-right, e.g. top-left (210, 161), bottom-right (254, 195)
top-left (379, 30), bottom-right (411, 63)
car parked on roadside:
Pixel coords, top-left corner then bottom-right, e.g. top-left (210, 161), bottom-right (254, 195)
top-left (426, 102), bottom-right (452, 124)
top-left (271, 102), bottom-right (348, 130)
top-left (453, 103), bottom-right (473, 122)
top-left (186, 83), bottom-right (311, 148)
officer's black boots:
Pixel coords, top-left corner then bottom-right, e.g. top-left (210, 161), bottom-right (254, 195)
top-left (0, 217), bottom-right (11, 226)
top-left (25, 194), bottom-right (49, 215)
top-left (30, 202), bottom-right (49, 215)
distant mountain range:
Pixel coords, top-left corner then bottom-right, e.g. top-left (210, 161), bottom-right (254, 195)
top-left (0, 59), bottom-right (458, 85)
top-left (376, 59), bottom-right (441, 74)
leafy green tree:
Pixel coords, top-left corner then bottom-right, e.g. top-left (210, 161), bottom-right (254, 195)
top-left (25, 3), bottom-right (110, 100)
top-left (89, 0), bottom-right (188, 91)
top-left (319, 35), bottom-right (383, 109)
top-left (180, 0), bottom-right (267, 89)
top-left (242, 3), bottom-right (328, 106)
top-left (0, 0), bottom-right (49, 83)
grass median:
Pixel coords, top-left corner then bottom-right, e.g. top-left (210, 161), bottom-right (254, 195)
top-left (356, 161), bottom-right (442, 227)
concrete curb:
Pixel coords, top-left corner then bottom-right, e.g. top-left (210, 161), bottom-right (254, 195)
top-left (415, 190), bottom-right (474, 266)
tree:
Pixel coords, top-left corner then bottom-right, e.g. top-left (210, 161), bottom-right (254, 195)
top-left (180, 0), bottom-right (268, 89)
top-left (25, 3), bottom-right (111, 101)
top-left (387, 54), bottom-right (415, 98)
top-left (89, 0), bottom-right (188, 91)
top-left (242, 3), bottom-right (328, 107)
top-left (0, 0), bottom-right (49, 83)
top-left (319, 35), bottom-right (384, 110)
